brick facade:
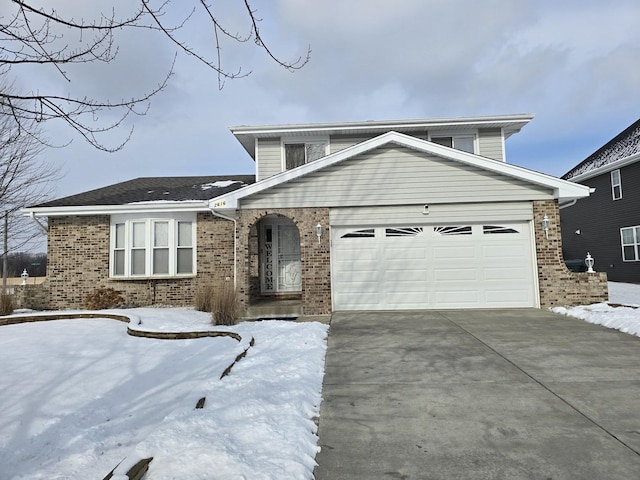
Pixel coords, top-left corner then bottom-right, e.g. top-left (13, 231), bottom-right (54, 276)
top-left (37, 202), bottom-right (605, 312)
top-left (236, 208), bottom-right (332, 315)
top-left (44, 212), bottom-right (235, 309)
top-left (533, 200), bottom-right (608, 307)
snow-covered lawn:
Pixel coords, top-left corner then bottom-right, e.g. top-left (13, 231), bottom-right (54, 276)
top-left (0, 308), bottom-right (328, 479)
top-left (2, 282), bottom-right (638, 479)
top-left (552, 281), bottom-right (640, 337)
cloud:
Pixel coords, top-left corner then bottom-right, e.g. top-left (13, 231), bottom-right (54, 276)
top-left (6, 0), bottom-right (640, 199)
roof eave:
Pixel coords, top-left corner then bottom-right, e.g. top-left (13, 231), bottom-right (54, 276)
top-left (565, 152), bottom-right (640, 183)
top-left (230, 114), bottom-right (535, 160)
top-left (23, 201), bottom-right (211, 217)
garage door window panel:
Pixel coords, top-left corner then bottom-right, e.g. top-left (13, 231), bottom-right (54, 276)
top-left (434, 226), bottom-right (472, 235)
top-left (483, 225), bottom-right (519, 234)
top-left (341, 228), bottom-right (375, 238)
top-left (385, 227), bottom-right (424, 237)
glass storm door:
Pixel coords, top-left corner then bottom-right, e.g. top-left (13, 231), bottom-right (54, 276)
top-left (260, 220), bottom-right (301, 294)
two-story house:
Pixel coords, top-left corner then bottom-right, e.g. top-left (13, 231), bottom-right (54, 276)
top-left (24, 114), bottom-right (606, 315)
top-left (561, 118), bottom-right (640, 283)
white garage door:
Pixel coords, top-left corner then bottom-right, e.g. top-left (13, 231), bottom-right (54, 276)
top-left (331, 223), bottom-right (536, 310)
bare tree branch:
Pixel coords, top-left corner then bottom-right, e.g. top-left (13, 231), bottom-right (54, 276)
top-left (0, 83), bottom-right (59, 254)
top-left (0, 1), bottom-right (311, 151)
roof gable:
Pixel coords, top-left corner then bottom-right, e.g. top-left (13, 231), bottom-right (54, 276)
top-left (210, 132), bottom-right (590, 210)
top-left (239, 143), bottom-right (553, 209)
top-left (563, 118), bottom-right (640, 180)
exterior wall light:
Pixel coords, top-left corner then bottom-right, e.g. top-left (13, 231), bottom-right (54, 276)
top-left (21, 268), bottom-right (29, 285)
top-left (316, 223), bottom-right (322, 244)
top-left (585, 252), bottom-right (595, 273)
top-left (541, 214), bottom-right (551, 239)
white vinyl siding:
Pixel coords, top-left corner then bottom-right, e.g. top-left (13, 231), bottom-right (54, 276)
top-left (254, 129), bottom-right (504, 178)
top-left (329, 135), bottom-right (374, 154)
top-left (110, 213), bottom-right (196, 278)
top-left (240, 145), bottom-right (553, 209)
top-left (477, 128), bottom-right (505, 162)
top-left (330, 202), bottom-right (533, 227)
top-left (255, 138), bottom-right (282, 181)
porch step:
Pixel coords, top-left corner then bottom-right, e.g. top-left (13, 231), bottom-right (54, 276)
top-left (245, 299), bottom-right (302, 320)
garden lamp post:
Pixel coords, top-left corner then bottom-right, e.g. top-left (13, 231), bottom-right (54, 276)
top-left (585, 252), bottom-right (595, 273)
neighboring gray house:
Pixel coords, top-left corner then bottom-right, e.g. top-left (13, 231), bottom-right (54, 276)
top-left (24, 115), bottom-right (607, 315)
top-left (561, 118), bottom-right (640, 283)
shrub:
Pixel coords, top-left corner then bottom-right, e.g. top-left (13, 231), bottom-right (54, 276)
top-left (0, 293), bottom-right (14, 315)
top-left (212, 283), bottom-right (239, 326)
top-left (194, 284), bottom-right (215, 312)
top-left (82, 288), bottom-right (125, 310)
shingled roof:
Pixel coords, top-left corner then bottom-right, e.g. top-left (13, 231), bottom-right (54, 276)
top-left (31, 175), bottom-right (255, 208)
top-left (563, 118), bottom-right (640, 180)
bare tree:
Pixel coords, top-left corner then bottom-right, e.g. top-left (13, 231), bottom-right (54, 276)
top-left (0, 1), bottom-right (310, 151)
top-left (0, 88), bottom-right (58, 260)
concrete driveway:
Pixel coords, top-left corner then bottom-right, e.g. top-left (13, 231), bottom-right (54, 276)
top-left (314, 310), bottom-right (640, 479)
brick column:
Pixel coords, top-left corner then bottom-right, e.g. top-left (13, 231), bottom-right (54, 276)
top-left (533, 200), bottom-right (608, 307)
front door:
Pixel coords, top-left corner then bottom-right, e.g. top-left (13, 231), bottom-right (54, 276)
top-left (260, 218), bottom-right (302, 294)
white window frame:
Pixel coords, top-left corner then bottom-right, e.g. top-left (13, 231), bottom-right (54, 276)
top-left (621, 225), bottom-right (640, 262)
top-left (281, 136), bottom-right (329, 171)
top-left (611, 169), bottom-right (622, 200)
top-left (110, 213), bottom-right (197, 278)
top-left (428, 130), bottom-right (477, 154)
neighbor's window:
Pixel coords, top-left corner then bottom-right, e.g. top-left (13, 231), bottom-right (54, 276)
top-left (430, 135), bottom-right (475, 153)
top-left (611, 169), bottom-right (622, 200)
top-left (284, 140), bottom-right (328, 170)
top-left (111, 215), bottom-right (195, 277)
top-left (621, 226), bottom-right (640, 261)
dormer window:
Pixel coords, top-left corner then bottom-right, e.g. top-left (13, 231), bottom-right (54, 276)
top-left (430, 134), bottom-right (476, 154)
top-left (284, 139), bottom-right (328, 170)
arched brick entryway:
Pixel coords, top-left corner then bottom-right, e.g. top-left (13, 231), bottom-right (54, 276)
top-left (236, 208), bottom-right (332, 315)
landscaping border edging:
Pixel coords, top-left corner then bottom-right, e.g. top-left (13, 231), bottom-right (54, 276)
top-left (0, 312), bottom-right (242, 341)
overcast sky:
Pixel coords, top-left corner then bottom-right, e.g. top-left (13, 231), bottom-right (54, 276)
top-left (13, 0), bottom-right (640, 199)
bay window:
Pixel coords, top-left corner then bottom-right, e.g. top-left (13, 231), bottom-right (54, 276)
top-left (111, 214), bottom-right (196, 277)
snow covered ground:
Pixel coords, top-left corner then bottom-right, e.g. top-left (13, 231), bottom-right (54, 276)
top-left (0, 309), bottom-right (328, 479)
top-left (1, 283), bottom-right (639, 479)
top-left (552, 281), bottom-right (640, 337)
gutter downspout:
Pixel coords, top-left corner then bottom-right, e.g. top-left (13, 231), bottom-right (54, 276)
top-left (29, 212), bottom-right (48, 234)
top-left (209, 209), bottom-right (237, 289)
top-left (559, 199), bottom-right (577, 210)
top-left (559, 188), bottom-right (594, 210)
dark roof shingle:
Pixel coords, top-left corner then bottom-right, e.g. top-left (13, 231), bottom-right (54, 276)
top-left (31, 175), bottom-right (255, 208)
top-left (563, 118), bottom-right (640, 179)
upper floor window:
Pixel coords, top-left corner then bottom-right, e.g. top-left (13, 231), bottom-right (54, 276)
top-left (621, 225), bottom-right (640, 261)
top-left (284, 140), bottom-right (328, 170)
top-left (111, 214), bottom-right (196, 278)
top-left (429, 134), bottom-right (475, 154)
top-left (611, 169), bottom-right (622, 200)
